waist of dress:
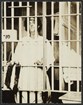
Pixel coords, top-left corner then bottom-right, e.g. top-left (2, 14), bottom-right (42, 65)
top-left (20, 65), bottom-right (43, 68)
top-left (21, 65), bottom-right (43, 67)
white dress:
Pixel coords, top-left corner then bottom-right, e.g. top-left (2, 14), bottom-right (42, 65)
top-left (13, 35), bottom-right (54, 91)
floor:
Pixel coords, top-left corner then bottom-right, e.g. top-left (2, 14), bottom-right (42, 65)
top-left (2, 91), bottom-right (65, 103)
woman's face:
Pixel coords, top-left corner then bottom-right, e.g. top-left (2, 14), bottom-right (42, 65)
top-left (29, 17), bottom-right (35, 33)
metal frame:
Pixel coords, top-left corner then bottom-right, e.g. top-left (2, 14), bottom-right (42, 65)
top-left (2, 1), bottom-right (81, 103)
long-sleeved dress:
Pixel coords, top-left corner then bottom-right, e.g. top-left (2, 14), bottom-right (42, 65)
top-left (13, 35), bottom-right (54, 91)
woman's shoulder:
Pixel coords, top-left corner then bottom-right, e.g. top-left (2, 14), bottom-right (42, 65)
top-left (38, 35), bottom-right (43, 40)
top-left (22, 35), bottom-right (30, 41)
top-left (37, 36), bottom-right (50, 44)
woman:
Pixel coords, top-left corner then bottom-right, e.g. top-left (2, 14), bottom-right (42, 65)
top-left (11, 17), bottom-right (54, 103)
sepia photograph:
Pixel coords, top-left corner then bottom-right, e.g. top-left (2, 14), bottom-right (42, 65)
top-left (1, 1), bottom-right (82, 104)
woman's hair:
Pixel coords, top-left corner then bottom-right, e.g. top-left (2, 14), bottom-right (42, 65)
top-left (24, 17), bottom-right (42, 32)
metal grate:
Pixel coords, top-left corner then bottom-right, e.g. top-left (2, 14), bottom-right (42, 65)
top-left (1, 1), bottom-right (81, 103)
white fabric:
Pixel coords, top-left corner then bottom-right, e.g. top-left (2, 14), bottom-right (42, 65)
top-left (61, 44), bottom-right (81, 83)
top-left (61, 44), bottom-right (81, 67)
top-left (13, 36), bottom-right (54, 67)
top-left (13, 35), bottom-right (54, 103)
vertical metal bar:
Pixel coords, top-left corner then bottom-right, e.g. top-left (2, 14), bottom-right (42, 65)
top-left (68, 2), bottom-right (71, 92)
top-left (77, 2), bottom-right (80, 92)
top-left (27, 2), bottom-right (29, 38)
top-left (77, 2), bottom-right (79, 54)
top-left (11, 2), bottom-right (14, 29)
top-left (68, 2), bottom-right (70, 49)
top-left (1, 43), bottom-right (4, 88)
top-left (19, 17), bottom-right (22, 40)
top-left (35, 2), bottom-right (37, 38)
top-left (35, 2), bottom-right (38, 94)
top-left (2, 43), bottom-right (3, 62)
top-left (1, 2), bottom-right (3, 17)
top-left (26, 3), bottom-right (30, 102)
top-left (19, 2), bottom-right (22, 6)
top-left (44, 2), bottom-right (47, 90)
top-left (1, 68), bottom-right (4, 88)
top-left (43, 2), bottom-right (46, 90)
top-left (11, 42), bottom-right (14, 61)
top-left (59, 2), bottom-right (63, 91)
top-left (76, 67), bottom-right (80, 92)
top-left (19, 2), bottom-right (22, 40)
top-left (11, 2), bottom-right (14, 61)
top-left (2, 18), bottom-right (4, 29)
top-left (68, 68), bottom-right (70, 91)
top-left (51, 2), bottom-right (54, 90)
top-left (4, 2), bottom-right (6, 29)
top-left (68, 81), bottom-right (71, 92)
top-left (3, 2), bottom-right (7, 86)
top-left (3, 42), bottom-right (6, 86)
top-left (17, 91), bottom-right (20, 103)
top-left (1, 2), bottom-right (3, 29)
top-left (77, 81), bottom-right (79, 92)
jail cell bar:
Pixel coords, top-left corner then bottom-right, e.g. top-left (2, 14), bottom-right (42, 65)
top-left (59, 2), bottom-right (81, 92)
top-left (3, 2), bottom-right (7, 88)
top-left (2, 1), bottom-right (81, 98)
top-left (76, 2), bottom-right (80, 92)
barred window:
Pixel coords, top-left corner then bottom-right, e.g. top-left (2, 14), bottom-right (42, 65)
top-left (1, 1), bottom-right (81, 104)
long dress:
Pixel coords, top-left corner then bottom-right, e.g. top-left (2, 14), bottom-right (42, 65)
top-left (13, 35), bottom-right (54, 103)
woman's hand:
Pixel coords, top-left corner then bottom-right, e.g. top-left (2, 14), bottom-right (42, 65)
top-left (34, 58), bottom-right (43, 65)
top-left (34, 60), bottom-right (42, 65)
top-left (34, 59), bottom-right (43, 69)
top-left (6, 61), bottom-right (18, 66)
top-left (6, 61), bottom-right (13, 66)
